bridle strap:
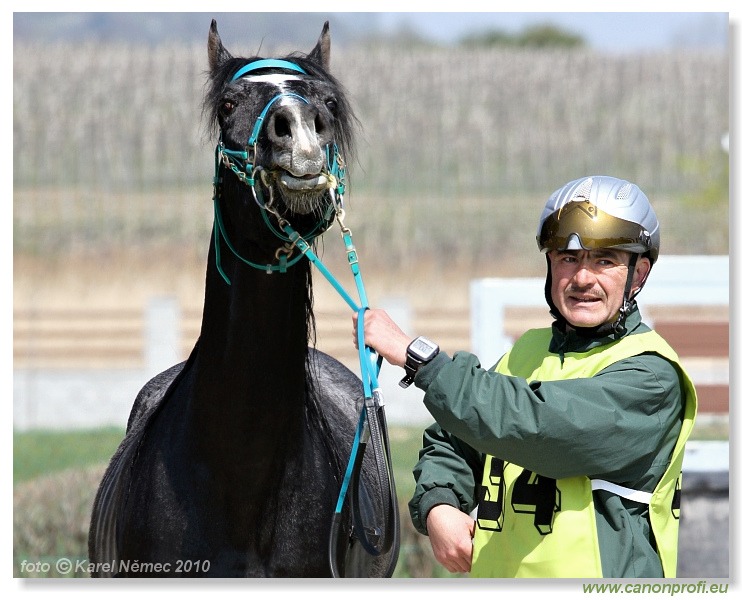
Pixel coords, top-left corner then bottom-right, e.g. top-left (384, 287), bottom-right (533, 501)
top-left (212, 137), bottom-right (344, 282)
top-left (231, 59), bottom-right (307, 82)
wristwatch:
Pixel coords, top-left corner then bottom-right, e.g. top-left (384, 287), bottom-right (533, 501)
top-left (399, 336), bottom-right (440, 388)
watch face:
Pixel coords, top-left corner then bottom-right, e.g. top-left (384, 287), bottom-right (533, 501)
top-left (410, 337), bottom-right (438, 360)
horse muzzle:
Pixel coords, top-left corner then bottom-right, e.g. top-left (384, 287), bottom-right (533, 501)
top-left (279, 172), bottom-right (330, 192)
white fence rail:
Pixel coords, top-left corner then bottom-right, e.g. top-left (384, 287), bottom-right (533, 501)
top-left (14, 256), bottom-right (729, 430)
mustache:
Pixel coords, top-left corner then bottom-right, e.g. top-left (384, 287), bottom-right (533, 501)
top-left (566, 285), bottom-right (605, 300)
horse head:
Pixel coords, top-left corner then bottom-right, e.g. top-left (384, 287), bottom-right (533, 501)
top-left (205, 20), bottom-right (357, 275)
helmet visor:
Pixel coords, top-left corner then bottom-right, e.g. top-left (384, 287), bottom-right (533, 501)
top-left (537, 201), bottom-right (651, 254)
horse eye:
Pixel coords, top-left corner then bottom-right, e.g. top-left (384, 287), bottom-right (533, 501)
top-left (221, 100), bottom-right (236, 114)
top-left (325, 99), bottom-right (337, 115)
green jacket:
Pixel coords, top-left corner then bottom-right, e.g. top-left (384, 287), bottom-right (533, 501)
top-left (408, 307), bottom-right (686, 578)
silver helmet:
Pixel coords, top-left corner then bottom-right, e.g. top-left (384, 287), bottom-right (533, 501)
top-left (536, 175), bottom-right (660, 264)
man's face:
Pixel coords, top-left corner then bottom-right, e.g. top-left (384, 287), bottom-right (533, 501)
top-left (549, 249), bottom-right (650, 329)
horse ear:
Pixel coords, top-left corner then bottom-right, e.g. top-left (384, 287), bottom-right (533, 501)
top-left (308, 21), bottom-right (331, 71)
top-left (208, 19), bottom-right (233, 72)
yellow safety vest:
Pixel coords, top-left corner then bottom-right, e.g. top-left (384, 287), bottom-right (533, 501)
top-left (470, 328), bottom-right (697, 578)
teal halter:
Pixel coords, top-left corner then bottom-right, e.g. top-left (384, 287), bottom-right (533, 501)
top-left (212, 58), bottom-right (346, 283)
top-left (212, 139), bottom-right (345, 281)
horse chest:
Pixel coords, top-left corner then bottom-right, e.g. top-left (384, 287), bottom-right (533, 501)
top-left (120, 418), bottom-right (338, 572)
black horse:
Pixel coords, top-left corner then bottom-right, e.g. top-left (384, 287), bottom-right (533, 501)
top-left (88, 20), bottom-right (399, 578)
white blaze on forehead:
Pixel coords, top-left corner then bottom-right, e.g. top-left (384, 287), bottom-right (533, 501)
top-left (243, 74), bottom-right (303, 85)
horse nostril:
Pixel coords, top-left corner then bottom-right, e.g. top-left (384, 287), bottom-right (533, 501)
top-left (314, 115), bottom-right (325, 136)
top-left (274, 114), bottom-right (291, 138)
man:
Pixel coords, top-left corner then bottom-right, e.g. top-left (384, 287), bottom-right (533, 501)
top-left (354, 175), bottom-right (697, 578)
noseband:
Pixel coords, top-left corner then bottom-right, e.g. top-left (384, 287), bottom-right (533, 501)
top-left (212, 59), bottom-right (346, 282)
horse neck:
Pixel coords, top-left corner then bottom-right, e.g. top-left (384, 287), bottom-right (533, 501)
top-left (189, 235), bottom-right (314, 432)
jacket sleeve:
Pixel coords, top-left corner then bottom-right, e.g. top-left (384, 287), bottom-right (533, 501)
top-left (407, 419), bottom-right (483, 535)
top-left (413, 349), bottom-right (684, 483)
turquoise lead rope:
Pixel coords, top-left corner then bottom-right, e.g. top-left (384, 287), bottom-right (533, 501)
top-left (284, 207), bottom-right (398, 573)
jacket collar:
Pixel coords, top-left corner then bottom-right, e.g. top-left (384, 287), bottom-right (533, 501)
top-left (548, 303), bottom-right (646, 355)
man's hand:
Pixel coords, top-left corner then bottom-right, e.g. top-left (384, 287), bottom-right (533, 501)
top-left (352, 308), bottom-right (412, 367)
top-left (426, 504), bottom-right (475, 573)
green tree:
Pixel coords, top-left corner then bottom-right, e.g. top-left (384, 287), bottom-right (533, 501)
top-left (460, 23), bottom-right (585, 49)
top-left (518, 24), bottom-right (585, 48)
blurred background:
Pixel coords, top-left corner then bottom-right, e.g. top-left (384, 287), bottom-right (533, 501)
top-left (12, 11), bottom-right (730, 579)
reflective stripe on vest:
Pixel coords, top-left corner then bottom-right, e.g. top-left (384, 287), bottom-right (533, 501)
top-left (590, 479), bottom-right (652, 504)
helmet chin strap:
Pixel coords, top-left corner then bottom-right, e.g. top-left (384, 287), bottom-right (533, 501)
top-left (611, 253), bottom-right (639, 336)
top-left (544, 253), bottom-right (640, 339)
